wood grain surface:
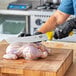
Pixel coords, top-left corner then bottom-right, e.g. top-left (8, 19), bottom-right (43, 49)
top-left (0, 41), bottom-right (73, 76)
top-left (42, 41), bottom-right (76, 76)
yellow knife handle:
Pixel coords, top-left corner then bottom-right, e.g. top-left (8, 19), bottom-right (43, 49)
top-left (69, 31), bottom-right (74, 36)
top-left (46, 32), bottom-right (54, 40)
top-left (46, 31), bottom-right (73, 40)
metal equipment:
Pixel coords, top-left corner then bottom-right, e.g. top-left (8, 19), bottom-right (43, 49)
top-left (30, 10), bottom-right (55, 35)
top-left (5, 34), bottom-right (48, 43)
top-left (7, 0), bottom-right (32, 10)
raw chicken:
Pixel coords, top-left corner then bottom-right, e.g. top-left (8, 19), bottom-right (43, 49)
top-left (3, 42), bottom-right (51, 60)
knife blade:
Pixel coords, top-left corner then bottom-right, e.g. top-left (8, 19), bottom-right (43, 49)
top-left (5, 34), bottom-right (48, 43)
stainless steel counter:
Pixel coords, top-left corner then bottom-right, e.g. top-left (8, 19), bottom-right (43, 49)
top-left (0, 9), bottom-right (30, 15)
top-left (53, 33), bottom-right (76, 42)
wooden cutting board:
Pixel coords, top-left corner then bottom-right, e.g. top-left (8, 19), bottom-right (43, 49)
top-left (0, 41), bottom-right (73, 76)
top-left (42, 41), bottom-right (76, 60)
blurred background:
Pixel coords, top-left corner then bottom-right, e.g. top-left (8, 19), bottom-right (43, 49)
top-left (0, 0), bottom-right (76, 42)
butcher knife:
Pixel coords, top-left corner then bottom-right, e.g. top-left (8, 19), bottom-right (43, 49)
top-left (5, 34), bottom-right (48, 44)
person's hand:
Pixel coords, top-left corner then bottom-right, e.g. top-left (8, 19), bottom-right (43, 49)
top-left (54, 18), bottom-right (76, 39)
top-left (18, 32), bottom-right (31, 37)
top-left (33, 32), bottom-right (43, 35)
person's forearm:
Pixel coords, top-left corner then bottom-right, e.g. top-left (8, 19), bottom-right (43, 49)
top-left (37, 10), bottom-right (70, 33)
top-left (38, 15), bottom-right (58, 33)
